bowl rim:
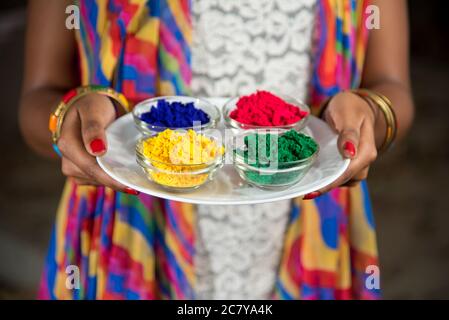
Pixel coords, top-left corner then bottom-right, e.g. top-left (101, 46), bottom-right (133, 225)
top-left (137, 154), bottom-right (223, 175)
top-left (133, 95), bottom-right (221, 132)
top-left (223, 93), bottom-right (310, 129)
top-left (135, 133), bottom-right (225, 171)
top-left (231, 129), bottom-right (319, 173)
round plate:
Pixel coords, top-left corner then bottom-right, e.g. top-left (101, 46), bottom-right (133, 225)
top-left (97, 98), bottom-right (350, 205)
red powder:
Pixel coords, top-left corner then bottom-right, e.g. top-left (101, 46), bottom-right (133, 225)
top-left (229, 91), bottom-right (308, 126)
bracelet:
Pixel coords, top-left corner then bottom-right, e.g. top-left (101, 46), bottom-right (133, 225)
top-left (48, 85), bottom-right (129, 156)
top-left (352, 89), bottom-right (398, 154)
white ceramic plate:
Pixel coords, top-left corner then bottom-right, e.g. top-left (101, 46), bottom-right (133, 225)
top-left (97, 98), bottom-right (350, 205)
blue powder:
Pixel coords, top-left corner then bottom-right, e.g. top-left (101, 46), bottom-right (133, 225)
top-left (140, 99), bottom-right (210, 128)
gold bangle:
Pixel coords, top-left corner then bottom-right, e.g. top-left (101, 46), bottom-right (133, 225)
top-left (48, 86), bottom-right (129, 155)
top-left (352, 89), bottom-right (397, 154)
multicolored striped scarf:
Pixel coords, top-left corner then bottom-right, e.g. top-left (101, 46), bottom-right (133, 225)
top-left (39, 0), bottom-right (379, 299)
top-left (77, 0), bottom-right (192, 102)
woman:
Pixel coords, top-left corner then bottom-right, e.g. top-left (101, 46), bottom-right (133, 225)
top-left (19, 0), bottom-right (414, 299)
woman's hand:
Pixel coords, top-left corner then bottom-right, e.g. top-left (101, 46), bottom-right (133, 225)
top-left (57, 93), bottom-right (139, 195)
top-left (303, 91), bottom-right (379, 199)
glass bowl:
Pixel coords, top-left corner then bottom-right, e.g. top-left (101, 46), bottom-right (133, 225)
top-left (223, 94), bottom-right (310, 133)
top-left (133, 96), bottom-right (221, 135)
top-left (231, 129), bottom-right (319, 190)
top-left (135, 134), bottom-right (224, 192)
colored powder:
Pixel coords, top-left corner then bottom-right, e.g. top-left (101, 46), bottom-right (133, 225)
top-left (230, 91), bottom-right (308, 126)
top-left (141, 129), bottom-right (224, 188)
top-left (234, 130), bottom-right (318, 187)
top-left (140, 99), bottom-right (210, 128)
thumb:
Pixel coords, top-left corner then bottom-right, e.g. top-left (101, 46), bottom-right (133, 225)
top-left (77, 97), bottom-right (115, 156)
top-left (337, 127), bottom-right (360, 159)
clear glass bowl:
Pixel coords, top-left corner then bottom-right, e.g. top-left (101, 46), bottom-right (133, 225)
top-left (133, 96), bottom-right (221, 135)
top-left (231, 129), bottom-right (319, 190)
top-left (223, 94), bottom-right (310, 133)
top-left (135, 134), bottom-right (224, 192)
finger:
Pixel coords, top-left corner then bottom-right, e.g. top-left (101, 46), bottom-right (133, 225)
top-left (310, 167), bottom-right (354, 196)
top-left (77, 95), bottom-right (115, 156)
top-left (61, 157), bottom-right (89, 180)
top-left (72, 177), bottom-right (102, 186)
top-left (58, 110), bottom-right (138, 194)
top-left (303, 167), bottom-right (354, 200)
top-left (337, 127), bottom-right (360, 159)
top-left (349, 167), bottom-right (370, 182)
top-left (324, 97), bottom-right (363, 160)
top-left (63, 158), bottom-right (102, 185)
top-left (355, 118), bottom-right (378, 170)
top-left (76, 150), bottom-right (129, 191)
top-left (71, 177), bottom-right (138, 196)
top-left (326, 112), bottom-right (361, 160)
top-left (305, 164), bottom-right (369, 199)
top-left (304, 121), bottom-right (377, 198)
top-left (342, 167), bottom-right (370, 187)
top-left (342, 180), bottom-right (361, 187)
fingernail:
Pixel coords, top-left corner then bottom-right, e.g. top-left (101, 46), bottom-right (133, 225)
top-left (343, 141), bottom-right (356, 158)
top-left (303, 191), bottom-right (321, 200)
top-left (124, 187), bottom-right (140, 196)
top-left (90, 139), bottom-right (106, 154)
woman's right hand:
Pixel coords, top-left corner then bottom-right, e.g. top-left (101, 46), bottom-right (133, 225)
top-left (57, 93), bottom-right (139, 195)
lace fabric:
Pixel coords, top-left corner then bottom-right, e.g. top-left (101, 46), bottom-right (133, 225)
top-left (191, 0), bottom-right (317, 299)
top-left (191, 0), bottom-right (316, 101)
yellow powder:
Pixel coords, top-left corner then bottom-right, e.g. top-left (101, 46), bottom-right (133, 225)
top-left (141, 129), bottom-right (224, 188)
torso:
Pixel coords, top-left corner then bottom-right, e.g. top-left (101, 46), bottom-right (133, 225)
top-left (191, 0), bottom-right (317, 299)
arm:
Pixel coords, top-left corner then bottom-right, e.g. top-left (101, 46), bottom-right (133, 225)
top-left (19, 0), bottom-right (136, 194)
top-left (19, 0), bottom-right (78, 158)
top-left (362, 0), bottom-right (415, 144)
top-left (305, 0), bottom-right (414, 198)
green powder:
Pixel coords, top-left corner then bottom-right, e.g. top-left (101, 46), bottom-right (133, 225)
top-left (234, 130), bottom-right (318, 187)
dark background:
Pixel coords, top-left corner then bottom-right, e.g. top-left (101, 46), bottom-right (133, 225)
top-left (1, 1), bottom-right (449, 299)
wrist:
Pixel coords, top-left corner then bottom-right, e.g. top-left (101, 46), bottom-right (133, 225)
top-left (49, 86), bottom-right (129, 157)
top-left (350, 89), bottom-right (398, 154)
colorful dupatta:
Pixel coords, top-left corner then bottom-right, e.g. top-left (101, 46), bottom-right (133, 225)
top-left (39, 0), bottom-right (380, 300)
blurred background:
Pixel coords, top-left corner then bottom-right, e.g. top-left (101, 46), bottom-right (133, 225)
top-left (0, 0), bottom-right (448, 299)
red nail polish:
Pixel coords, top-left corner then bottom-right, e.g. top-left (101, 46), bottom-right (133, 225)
top-left (90, 139), bottom-right (106, 154)
top-left (343, 141), bottom-right (356, 157)
top-left (124, 187), bottom-right (140, 196)
top-left (303, 191), bottom-right (321, 200)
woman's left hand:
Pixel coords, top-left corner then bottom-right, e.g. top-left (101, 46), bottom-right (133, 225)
top-left (303, 91), bottom-right (379, 200)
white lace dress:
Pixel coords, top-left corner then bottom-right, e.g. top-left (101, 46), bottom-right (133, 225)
top-left (191, 0), bottom-right (317, 299)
